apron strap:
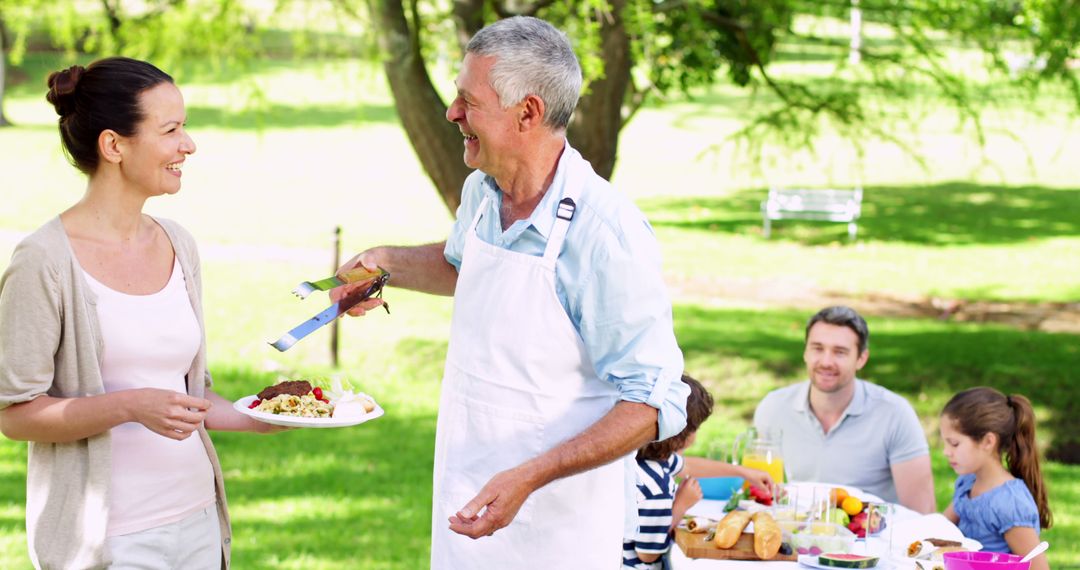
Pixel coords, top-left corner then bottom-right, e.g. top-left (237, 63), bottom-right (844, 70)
top-left (542, 154), bottom-right (586, 262)
top-left (542, 197), bottom-right (576, 263)
top-left (469, 195), bottom-right (491, 233)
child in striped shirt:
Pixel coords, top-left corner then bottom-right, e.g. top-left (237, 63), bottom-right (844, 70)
top-left (622, 375), bottom-right (774, 570)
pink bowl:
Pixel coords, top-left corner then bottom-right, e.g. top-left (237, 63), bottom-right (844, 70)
top-left (943, 551), bottom-right (1030, 570)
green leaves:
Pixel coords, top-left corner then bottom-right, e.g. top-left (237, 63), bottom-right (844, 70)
top-left (0, 0), bottom-right (259, 74)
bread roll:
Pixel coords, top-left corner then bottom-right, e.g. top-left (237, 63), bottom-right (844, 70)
top-left (712, 510), bottom-right (753, 548)
top-left (752, 512), bottom-right (782, 559)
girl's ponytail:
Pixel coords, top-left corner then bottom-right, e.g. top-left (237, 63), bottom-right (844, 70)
top-left (943, 387), bottom-right (1053, 530)
top-left (1006, 394), bottom-right (1052, 529)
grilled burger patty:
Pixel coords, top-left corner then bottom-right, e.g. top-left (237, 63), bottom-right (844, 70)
top-left (256, 380), bottom-right (314, 401)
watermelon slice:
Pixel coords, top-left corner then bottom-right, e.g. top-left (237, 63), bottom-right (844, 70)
top-left (817, 553), bottom-right (879, 568)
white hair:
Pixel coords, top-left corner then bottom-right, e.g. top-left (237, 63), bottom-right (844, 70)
top-left (466, 16), bottom-right (583, 130)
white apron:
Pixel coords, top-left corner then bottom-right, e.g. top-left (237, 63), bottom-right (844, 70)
top-left (431, 160), bottom-right (625, 570)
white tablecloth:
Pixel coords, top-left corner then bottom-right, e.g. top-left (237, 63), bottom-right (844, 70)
top-left (669, 482), bottom-right (921, 569)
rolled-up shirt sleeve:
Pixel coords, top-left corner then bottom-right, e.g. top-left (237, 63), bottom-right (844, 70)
top-left (620, 367), bottom-right (689, 441)
top-left (570, 207), bottom-right (688, 441)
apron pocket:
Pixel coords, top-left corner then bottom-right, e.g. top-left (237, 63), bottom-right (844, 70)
top-left (438, 394), bottom-right (546, 525)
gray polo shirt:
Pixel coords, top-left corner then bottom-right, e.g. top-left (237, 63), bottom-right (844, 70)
top-left (752, 379), bottom-right (928, 503)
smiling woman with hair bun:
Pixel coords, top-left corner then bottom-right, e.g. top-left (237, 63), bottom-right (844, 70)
top-left (0, 57), bottom-right (284, 570)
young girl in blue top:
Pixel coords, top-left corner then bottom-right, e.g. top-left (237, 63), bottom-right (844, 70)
top-left (941, 387), bottom-right (1051, 569)
top-left (622, 375), bottom-right (773, 570)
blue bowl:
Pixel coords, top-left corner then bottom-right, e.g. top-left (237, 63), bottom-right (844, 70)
top-left (698, 476), bottom-right (744, 500)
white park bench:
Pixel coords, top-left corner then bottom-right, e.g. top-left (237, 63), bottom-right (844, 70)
top-left (761, 187), bottom-right (863, 240)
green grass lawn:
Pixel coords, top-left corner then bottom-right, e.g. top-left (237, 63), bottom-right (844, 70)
top-left (1, 51), bottom-right (1078, 568)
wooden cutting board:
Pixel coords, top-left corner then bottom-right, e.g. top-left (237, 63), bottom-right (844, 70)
top-left (675, 528), bottom-right (796, 561)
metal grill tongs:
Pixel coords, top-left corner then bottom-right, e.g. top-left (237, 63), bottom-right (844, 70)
top-left (292, 267), bottom-right (386, 299)
top-left (270, 268), bottom-right (390, 352)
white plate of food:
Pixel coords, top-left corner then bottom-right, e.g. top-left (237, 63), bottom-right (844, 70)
top-left (233, 380), bottom-right (383, 428)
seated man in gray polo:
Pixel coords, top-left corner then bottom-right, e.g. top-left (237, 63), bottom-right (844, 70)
top-left (753, 306), bottom-right (936, 513)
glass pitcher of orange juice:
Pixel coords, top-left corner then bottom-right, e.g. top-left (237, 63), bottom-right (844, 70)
top-left (732, 427), bottom-right (785, 487)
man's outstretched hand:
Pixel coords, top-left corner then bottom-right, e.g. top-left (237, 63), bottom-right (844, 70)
top-left (448, 467), bottom-right (537, 539)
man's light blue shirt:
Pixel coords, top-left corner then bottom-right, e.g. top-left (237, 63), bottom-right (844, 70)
top-left (443, 144), bottom-right (689, 441)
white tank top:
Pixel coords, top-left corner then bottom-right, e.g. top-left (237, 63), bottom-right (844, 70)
top-left (83, 258), bottom-right (216, 537)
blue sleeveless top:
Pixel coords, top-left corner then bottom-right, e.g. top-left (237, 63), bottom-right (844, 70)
top-left (953, 474), bottom-right (1040, 553)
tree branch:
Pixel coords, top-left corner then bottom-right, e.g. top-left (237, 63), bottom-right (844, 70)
top-left (0, 12), bottom-right (9, 51)
top-left (100, 0), bottom-right (122, 39)
top-left (407, 0), bottom-right (422, 54)
top-left (451, 0), bottom-right (484, 52)
top-left (330, 0), bottom-right (364, 20)
top-left (493, 0), bottom-right (559, 19)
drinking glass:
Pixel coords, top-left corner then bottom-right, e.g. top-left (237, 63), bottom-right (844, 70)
top-left (770, 483), bottom-right (799, 522)
top-left (807, 485), bottom-right (834, 524)
top-left (863, 501), bottom-right (894, 554)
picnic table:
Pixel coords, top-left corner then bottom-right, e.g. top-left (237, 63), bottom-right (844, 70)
top-left (668, 481), bottom-right (924, 569)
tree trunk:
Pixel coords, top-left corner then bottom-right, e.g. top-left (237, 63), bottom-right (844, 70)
top-left (0, 18), bottom-right (10, 128)
top-left (368, 0), bottom-right (632, 213)
top-left (369, 0), bottom-right (473, 213)
top-left (566, 0), bottom-right (632, 180)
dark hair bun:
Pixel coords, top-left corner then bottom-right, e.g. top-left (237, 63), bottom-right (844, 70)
top-left (46, 65), bottom-right (87, 117)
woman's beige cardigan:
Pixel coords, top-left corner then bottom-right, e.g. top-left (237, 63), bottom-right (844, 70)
top-left (0, 216), bottom-right (231, 569)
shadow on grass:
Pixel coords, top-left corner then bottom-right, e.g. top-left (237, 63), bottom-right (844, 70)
top-left (214, 410), bottom-right (435, 568)
top-left (7, 53), bottom-right (399, 131)
top-left (206, 346), bottom-right (441, 568)
top-left (186, 102), bottom-right (397, 130)
top-left (674, 304), bottom-right (1080, 461)
top-left (667, 74), bottom-right (927, 122)
top-left (643, 182), bottom-right (1080, 246)
top-left (770, 32), bottom-right (949, 64)
top-left (5, 47), bottom-right (374, 95)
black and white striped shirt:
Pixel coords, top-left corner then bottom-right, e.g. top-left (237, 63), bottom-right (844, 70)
top-left (622, 453), bottom-right (684, 570)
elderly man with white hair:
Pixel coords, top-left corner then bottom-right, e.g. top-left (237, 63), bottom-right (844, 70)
top-left (334, 16), bottom-right (688, 569)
